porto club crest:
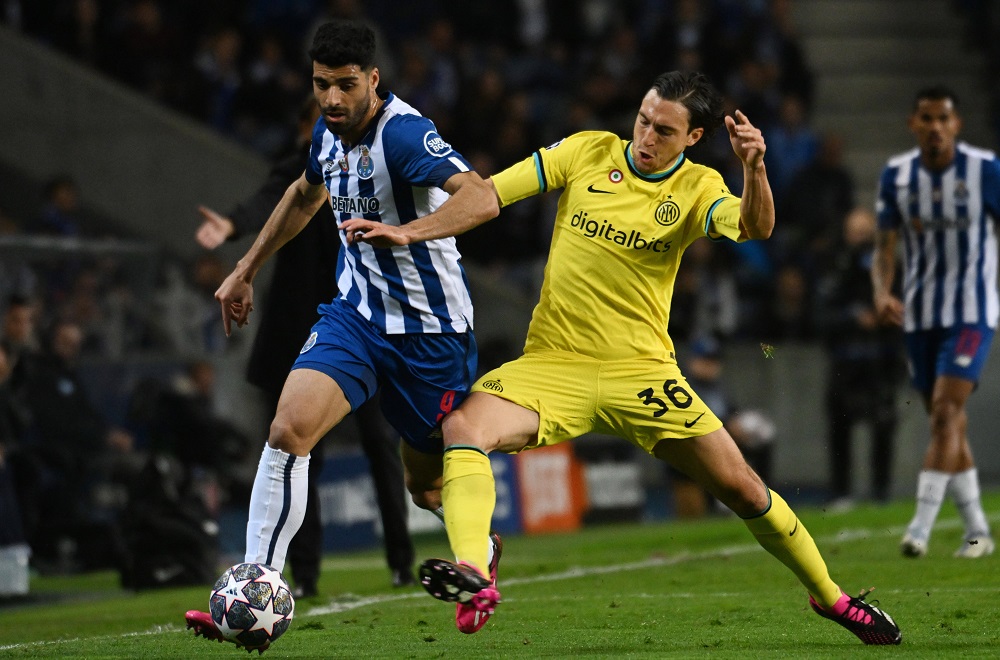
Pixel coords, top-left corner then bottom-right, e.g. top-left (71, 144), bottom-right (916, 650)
top-left (357, 145), bottom-right (375, 179)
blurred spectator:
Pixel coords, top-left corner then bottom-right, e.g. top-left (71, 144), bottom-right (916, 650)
top-left (233, 31), bottom-right (307, 156)
top-left (188, 26), bottom-right (244, 134)
top-left (1, 294), bottom-right (41, 394)
top-left (19, 319), bottom-right (135, 571)
top-left (765, 93), bottom-right (818, 197)
top-left (817, 208), bottom-right (903, 508)
top-left (32, 175), bottom-right (82, 237)
top-left (49, 0), bottom-right (107, 67)
top-left (725, 59), bottom-right (780, 135)
top-left (106, 0), bottom-right (183, 102)
top-left (669, 239), bottom-right (740, 343)
top-left (758, 263), bottom-right (817, 341)
top-left (777, 131), bottom-right (856, 274)
top-left (756, 0), bottom-right (814, 109)
top-left (648, 0), bottom-right (710, 72)
top-left (128, 360), bottom-right (252, 511)
top-left (453, 67), bottom-right (508, 153)
top-left (0, 343), bottom-right (28, 450)
top-left (155, 254), bottom-right (229, 356)
top-left (0, 341), bottom-right (30, 594)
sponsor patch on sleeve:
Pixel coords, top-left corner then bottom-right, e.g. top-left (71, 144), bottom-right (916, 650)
top-left (423, 131), bottom-right (453, 157)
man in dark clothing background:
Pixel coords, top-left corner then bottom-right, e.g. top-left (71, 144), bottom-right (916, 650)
top-left (818, 207), bottom-right (903, 507)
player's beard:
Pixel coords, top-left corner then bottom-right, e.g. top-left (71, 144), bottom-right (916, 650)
top-left (322, 88), bottom-right (379, 138)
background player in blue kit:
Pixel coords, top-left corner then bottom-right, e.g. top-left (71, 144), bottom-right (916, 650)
top-left (873, 85), bottom-right (999, 559)
top-left (183, 21), bottom-right (499, 651)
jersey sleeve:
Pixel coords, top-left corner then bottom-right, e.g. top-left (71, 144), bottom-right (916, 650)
top-left (875, 166), bottom-right (902, 230)
top-left (492, 134), bottom-right (583, 207)
top-left (381, 115), bottom-right (471, 188)
top-left (694, 168), bottom-right (743, 242)
top-left (982, 157), bottom-right (1000, 219)
top-left (304, 117), bottom-right (327, 186)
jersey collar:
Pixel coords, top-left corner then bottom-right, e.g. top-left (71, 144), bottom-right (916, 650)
top-left (625, 141), bottom-right (685, 182)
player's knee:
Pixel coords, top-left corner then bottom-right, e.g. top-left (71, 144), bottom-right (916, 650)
top-left (714, 466), bottom-right (768, 516)
top-left (928, 399), bottom-right (964, 437)
top-left (267, 418), bottom-right (312, 456)
top-left (441, 408), bottom-right (488, 450)
top-left (408, 488), bottom-right (441, 511)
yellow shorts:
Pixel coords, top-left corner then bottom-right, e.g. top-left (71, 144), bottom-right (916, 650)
top-left (471, 350), bottom-right (723, 455)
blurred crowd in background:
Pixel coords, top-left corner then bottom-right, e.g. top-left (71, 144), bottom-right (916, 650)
top-left (0, 0), bottom-right (995, 580)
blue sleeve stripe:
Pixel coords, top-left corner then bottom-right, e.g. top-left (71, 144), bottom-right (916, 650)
top-left (704, 198), bottom-right (727, 242)
top-left (534, 152), bottom-right (547, 193)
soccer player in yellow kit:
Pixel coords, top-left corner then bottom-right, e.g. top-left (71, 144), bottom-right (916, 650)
top-left (340, 71), bottom-right (901, 645)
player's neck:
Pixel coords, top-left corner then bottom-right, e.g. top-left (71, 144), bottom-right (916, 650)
top-left (920, 148), bottom-right (955, 172)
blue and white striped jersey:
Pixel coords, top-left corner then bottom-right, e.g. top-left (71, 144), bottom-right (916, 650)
top-left (876, 141), bottom-right (1000, 331)
top-left (305, 93), bottom-right (474, 335)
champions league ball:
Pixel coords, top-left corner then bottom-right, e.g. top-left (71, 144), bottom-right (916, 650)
top-left (209, 562), bottom-right (295, 650)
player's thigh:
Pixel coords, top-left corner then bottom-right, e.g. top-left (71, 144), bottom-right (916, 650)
top-left (270, 368), bottom-right (352, 456)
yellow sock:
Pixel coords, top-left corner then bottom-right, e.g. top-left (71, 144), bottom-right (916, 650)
top-left (442, 447), bottom-right (495, 575)
top-left (743, 490), bottom-right (842, 608)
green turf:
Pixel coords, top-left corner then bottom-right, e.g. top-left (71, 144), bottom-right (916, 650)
top-left (2, 493), bottom-right (999, 658)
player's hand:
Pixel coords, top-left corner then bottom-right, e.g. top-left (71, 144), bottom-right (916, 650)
top-left (215, 271), bottom-right (254, 336)
top-left (725, 110), bottom-right (765, 170)
top-left (196, 205), bottom-right (236, 250)
top-left (873, 293), bottom-right (904, 327)
top-left (339, 218), bottom-right (410, 248)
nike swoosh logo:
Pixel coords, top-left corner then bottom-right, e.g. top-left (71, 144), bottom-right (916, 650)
top-left (587, 184), bottom-right (615, 194)
top-left (683, 411), bottom-right (706, 428)
top-left (789, 519), bottom-right (799, 536)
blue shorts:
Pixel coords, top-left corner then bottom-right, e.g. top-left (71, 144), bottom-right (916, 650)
top-left (291, 299), bottom-right (477, 453)
top-left (904, 323), bottom-right (995, 395)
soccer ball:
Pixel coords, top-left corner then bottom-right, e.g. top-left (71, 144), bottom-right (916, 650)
top-left (209, 562), bottom-right (295, 650)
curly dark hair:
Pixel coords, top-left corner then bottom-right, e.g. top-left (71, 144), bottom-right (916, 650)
top-left (649, 71), bottom-right (725, 136)
top-left (307, 21), bottom-right (376, 70)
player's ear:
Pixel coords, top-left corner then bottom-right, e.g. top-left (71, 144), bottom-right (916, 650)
top-left (369, 67), bottom-right (380, 91)
top-left (686, 127), bottom-right (704, 147)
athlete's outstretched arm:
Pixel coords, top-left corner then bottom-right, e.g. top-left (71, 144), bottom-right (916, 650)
top-left (872, 228), bottom-right (904, 326)
top-left (725, 110), bottom-right (774, 240)
top-left (340, 171), bottom-right (499, 247)
top-left (215, 173), bottom-right (328, 335)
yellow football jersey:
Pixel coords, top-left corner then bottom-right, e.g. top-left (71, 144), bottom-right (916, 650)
top-left (491, 131), bottom-right (745, 361)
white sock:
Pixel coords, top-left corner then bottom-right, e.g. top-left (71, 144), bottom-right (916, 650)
top-left (245, 444), bottom-right (309, 572)
top-left (432, 506), bottom-right (494, 567)
top-left (907, 470), bottom-right (950, 541)
top-left (948, 468), bottom-right (991, 539)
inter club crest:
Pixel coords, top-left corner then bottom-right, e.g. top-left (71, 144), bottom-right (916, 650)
top-left (357, 145), bottom-right (375, 179)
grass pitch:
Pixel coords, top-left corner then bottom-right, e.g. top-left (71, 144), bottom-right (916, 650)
top-left (2, 493), bottom-right (999, 658)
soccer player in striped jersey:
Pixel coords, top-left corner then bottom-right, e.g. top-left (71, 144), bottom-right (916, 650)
top-left (342, 71), bottom-right (902, 645)
top-left (873, 86), bottom-right (999, 559)
top-left (184, 21), bottom-right (500, 651)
